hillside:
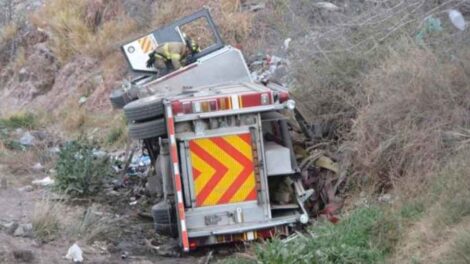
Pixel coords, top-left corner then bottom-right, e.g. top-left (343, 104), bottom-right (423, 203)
top-left (1, 0), bottom-right (470, 263)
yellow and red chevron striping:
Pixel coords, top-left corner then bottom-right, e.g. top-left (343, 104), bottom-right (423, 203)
top-left (137, 36), bottom-right (155, 54)
top-left (189, 133), bottom-right (257, 207)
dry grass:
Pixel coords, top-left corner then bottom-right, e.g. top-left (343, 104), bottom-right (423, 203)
top-left (32, 199), bottom-right (63, 242)
top-left (30, 0), bottom-right (255, 65)
top-left (30, 0), bottom-right (139, 64)
top-left (65, 204), bottom-right (120, 243)
top-left (0, 22), bottom-right (17, 43)
top-left (389, 148), bottom-right (470, 263)
top-left (349, 39), bottom-right (470, 189)
top-left (151, 0), bottom-right (254, 49)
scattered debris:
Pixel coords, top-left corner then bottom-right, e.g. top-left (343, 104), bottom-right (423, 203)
top-left (378, 193), bottom-right (393, 204)
top-left (19, 131), bottom-right (35, 146)
top-left (65, 243), bottom-right (83, 263)
top-left (448, 9), bottom-right (466, 31)
top-left (32, 176), bottom-right (54, 186)
top-left (0, 221), bottom-right (19, 235)
top-left (13, 223), bottom-right (33, 238)
top-left (313, 2), bottom-right (340, 11)
top-left (18, 185), bottom-right (34, 192)
top-left (416, 16), bottom-right (443, 43)
top-left (92, 149), bottom-right (107, 159)
top-left (283, 38), bottom-right (292, 51)
top-left (242, 1), bottom-right (266, 12)
top-left (250, 54), bottom-right (289, 84)
top-left (31, 162), bottom-right (44, 172)
top-left (78, 96), bottom-right (88, 105)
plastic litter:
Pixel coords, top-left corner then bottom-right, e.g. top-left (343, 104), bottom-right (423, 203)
top-left (65, 243), bottom-right (83, 263)
top-left (19, 132), bottom-right (35, 146)
top-left (448, 9), bottom-right (466, 31)
top-left (32, 176), bottom-right (54, 186)
top-left (313, 2), bottom-right (339, 11)
top-left (416, 16), bottom-right (442, 44)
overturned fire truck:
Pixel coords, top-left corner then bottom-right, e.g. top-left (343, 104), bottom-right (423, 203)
top-left (111, 9), bottom-right (315, 251)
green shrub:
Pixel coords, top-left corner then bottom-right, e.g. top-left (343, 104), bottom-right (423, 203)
top-left (0, 112), bottom-right (36, 129)
top-left (106, 126), bottom-right (124, 145)
top-left (255, 207), bottom-right (387, 264)
top-left (55, 140), bottom-right (112, 197)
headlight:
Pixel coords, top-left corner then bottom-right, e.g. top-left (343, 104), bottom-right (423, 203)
top-left (285, 99), bottom-right (296, 110)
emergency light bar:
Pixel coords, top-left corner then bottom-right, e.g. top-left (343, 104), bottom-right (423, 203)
top-left (170, 91), bottom-right (286, 115)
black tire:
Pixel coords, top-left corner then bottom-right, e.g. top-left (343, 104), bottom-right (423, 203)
top-left (123, 94), bottom-right (165, 121)
top-left (128, 118), bottom-right (166, 140)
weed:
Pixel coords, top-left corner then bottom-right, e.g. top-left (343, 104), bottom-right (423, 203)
top-left (219, 257), bottom-right (256, 264)
top-left (66, 204), bottom-right (119, 243)
top-left (399, 201), bottom-right (425, 220)
top-left (55, 140), bottom-right (112, 197)
top-left (32, 199), bottom-right (62, 242)
top-left (255, 207), bottom-right (387, 264)
top-left (106, 126), bottom-right (123, 145)
top-left (0, 112), bottom-right (37, 129)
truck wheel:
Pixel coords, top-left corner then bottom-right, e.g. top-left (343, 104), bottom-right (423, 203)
top-left (128, 118), bottom-right (166, 140)
top-left (124, 94), bottom-right (164, 122)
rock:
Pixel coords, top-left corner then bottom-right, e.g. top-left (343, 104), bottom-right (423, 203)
top-left (13, 223), bottom-right (33, 238)
top-left (19, 132), bottom-right (35, 146)
top-left (30, 130), bottom-right (49, 141)
top-left (13, 249), bottom-right (34, 263)
top-left (18, 68), bottom-right (29, 82)
top-left (18, 185), bottom-right (34, 192)
top-left (0, 221), bottom-right (19, 235)
top-left (65, 243), bottom-right (83, 263)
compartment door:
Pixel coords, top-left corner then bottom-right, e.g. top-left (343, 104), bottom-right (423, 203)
top-left (189, 133), bottom-right (257, 207)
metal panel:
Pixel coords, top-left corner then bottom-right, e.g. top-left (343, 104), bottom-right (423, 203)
top-left (188, 133), bottom-right (257, 207)
top-left (179, 142), bottom-right (192, 208)
top-left (188, 214), bottom-right (299, 238)
top-left (264, 142), bottom-right (293, 176)
top-left (185, 201), bottom-right (266, 235)
top-left (140, 47), bottom-right (252, 97)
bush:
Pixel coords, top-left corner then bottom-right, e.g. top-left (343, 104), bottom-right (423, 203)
top-left (349, 38), bottom-right (470, 189)
top-left (55, 140), bottom-right (112, 197)
top-left (255, 207), bottom-right (388, 264)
